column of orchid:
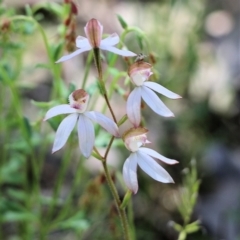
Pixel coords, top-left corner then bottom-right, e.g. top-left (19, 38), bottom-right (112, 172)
top-left (44, 18), bottom-right (181, 240)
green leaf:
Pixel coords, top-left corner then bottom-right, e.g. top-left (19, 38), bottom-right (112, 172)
top-left (117, 15), bottom-right (128, 29)
top-left (31, 100), bottom-right (58, 109)
top-left (35, 63), bottom-right (50, 69)
top-left (185, 220), bottom-right (201, 234)
top-left (25, 4), bottom-right (33, 16)
top-left (171, 222), bottom-right (183, 232)
top-left (56, 212), bottom-right (90, 231)
top-left (0, 212), bottom-right (35, 223)
top-left (137, 34), bottom-right (144, 50)
top-left (7, 189), bottom-right (27, 201)
top-left (120, 190), bottom-right (132, 209)
top-left (178, 231), bottom-right (187, 240)
top-left (23, 117), bottom-right (32, 138)
top-left (51, 42), bottom-right (64, 61)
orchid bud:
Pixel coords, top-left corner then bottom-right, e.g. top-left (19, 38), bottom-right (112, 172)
top-left (128, 61), bottom-right (153, 86)
top-left (123, 127), bottom-right (150, 152)
top-left (69, 89), bottom-right (89, 112)
top-left (84, 18), bottom-right (103, 48)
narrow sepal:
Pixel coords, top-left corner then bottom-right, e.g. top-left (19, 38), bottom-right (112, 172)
top-left (126, 87), bottom-right (142, 127)
top-left (78, 114), bottom-right (95, 158)
top-left (52, 114), bottom-right (78, 153)
top-left (144, 81), bottom-right (181, 99)
top-left (44, 104), bottom-right (77, 121)
top-left (138, 148), bottom-right (178, 165)
top-left (123, 153), bottom-right (138, 194)
top-left (84, 111), bottom-right (120, 137)
top-left (137, 151), bottom-right (174, 183)
top-left (141, 86), bottom-right (174, 117)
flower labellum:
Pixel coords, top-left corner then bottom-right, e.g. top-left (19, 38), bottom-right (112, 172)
top-left (126, 61), bottom-right (182, 127)
top-left (122, 127), bottom-right (178, 194)
top-left (56, 18), bottom-right (137, 63)
top-left (44, 89), bottom-right (120, 158)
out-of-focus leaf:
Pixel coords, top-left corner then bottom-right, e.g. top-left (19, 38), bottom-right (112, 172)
top-left (35, 63), bottom-right (50, 69)
top-left (117, 15), bottom-right (128, 29)
top-left (137, 34), bottom-right (144, 51)
top-left (23, 117), bottom-right (32, 138)
top-left (56, 212), bottom-right (89, 231)
top-left (0, 155), bottom-right (25, 184)
top-left (0, 212), bottom-right (35, 222)
top-left (51, 42), bottom-right (64, 61)
top-left (68, 82), bottom-right (76, 94)
top-left (7, 189), bottom-right (27, 201)
top-left (25, 4), bottom-right (33, 16)
top-left (178, 231), bottom-right (187, 240)
top-left (185, 220), bottom-right (201, 233)
top-left (171, 222), bottom-right (183, 232)
top-left (120, 190), bottom-right (132, 209)
top-left (32, 2), bottom-right (64, 18)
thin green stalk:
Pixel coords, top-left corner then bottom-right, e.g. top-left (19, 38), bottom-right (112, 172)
top-left (102, 161), bottom-right (130, 240)
top-left (93, 48), bottom-right (117, 123)
top-left (92, 47), bottom-right (130, 240)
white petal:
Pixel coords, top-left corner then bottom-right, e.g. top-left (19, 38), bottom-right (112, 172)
top-left (44, 105), bottom-right (77, 121)
top-left (144, 82), bottom-right (181, 99)
top-left (126, 87), bottom-right (142, 127)
top-left (100, 33), bottom-right (119, 46)
top-left (100, 45), bottom-right (137, 57)
top-left (52, 113), bottom-right (78, 153)
top-left (78, 114), bottom-right (95, 158)
top-left (138, 148), bottom-right (178, 165)
top-left (75, 36), bottom-right (91, 48)
top-left (137, 151), bottom-right (174, 183)
top-left (123, 153), bottom-right (138, 194)
top-left (141, 86), bottom-right (174, 117)
top-left (84, 111), bottom-right (120, 137)
top-left (55, 47), bottom-right (92, 63)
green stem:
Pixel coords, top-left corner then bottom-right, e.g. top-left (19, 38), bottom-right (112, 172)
top-left (102, 161), bottom-right (130, 240)
top-left (93, 48), bottom-right (117, 123)
top-left (92, 46), bottom-right (130, 240)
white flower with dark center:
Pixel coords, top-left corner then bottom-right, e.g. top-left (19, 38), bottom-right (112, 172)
top-left (44, 89), bottom-right (120, 158)
top-left (122, 127), bottom-right (178, 194)
top-left (56, 18), bottom-right (136, 63)
top-left (126, 61), bottom-right (181, 127)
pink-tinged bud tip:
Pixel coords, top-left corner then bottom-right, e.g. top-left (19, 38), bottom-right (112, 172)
top-left (84, 18), bottom-right (103, 48)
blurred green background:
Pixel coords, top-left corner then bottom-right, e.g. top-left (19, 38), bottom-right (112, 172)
top-left (1, 0), bottom-right (240, 239)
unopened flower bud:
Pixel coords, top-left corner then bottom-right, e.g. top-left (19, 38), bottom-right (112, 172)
top-left (69, 89), bottom-right (89, 112)
top-left (123, 127), bottom-right (150, 152)
top-left (128, 61), bottom-right (153, 86)
top-left (84, 18), bottom-right (103, 48)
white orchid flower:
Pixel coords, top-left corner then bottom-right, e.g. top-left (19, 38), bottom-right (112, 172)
top-left (44, 89), bottom-right (120, 158)
top-left (122, 127), bottom-right (178, 194)
top-left (126, 61), bottom-right (181, 127)
top-left (56, 18), bottom-right (136, 63)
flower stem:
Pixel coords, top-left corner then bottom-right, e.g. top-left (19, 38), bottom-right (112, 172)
top-left (102, 161), bottom-right (130, 240)
top-left (93, 48), bottom-right (117, 123)
top-left (92, 48), bottom-right (130, 239)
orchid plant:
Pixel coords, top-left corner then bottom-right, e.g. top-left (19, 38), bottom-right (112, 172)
top-left (44, 17), bottom-right (181, 240)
